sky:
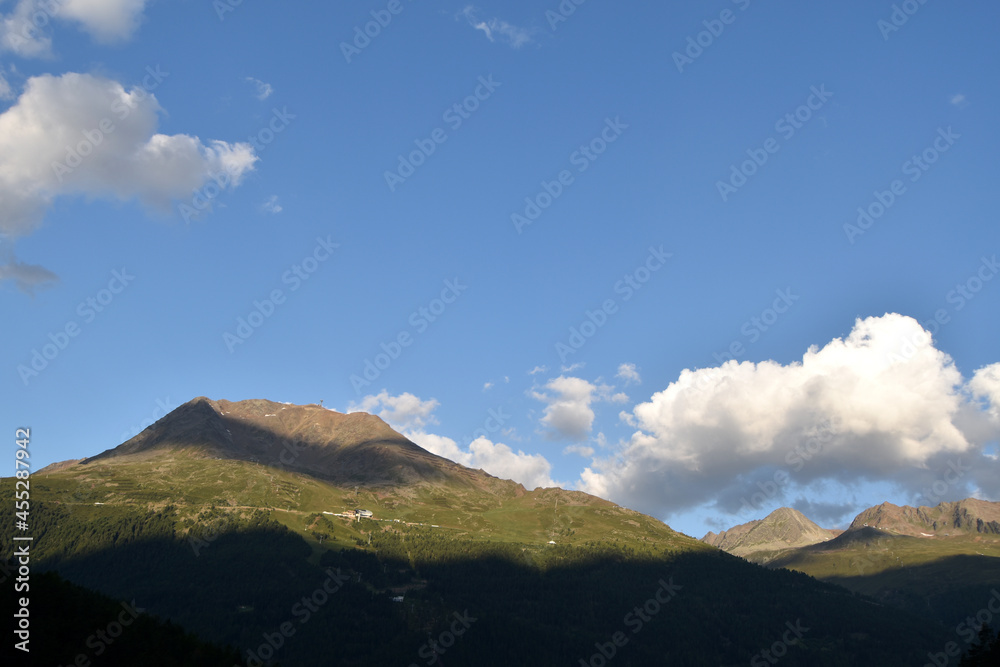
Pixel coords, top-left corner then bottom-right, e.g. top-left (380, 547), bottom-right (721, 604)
top-left (2, 0), bottom-right (999, 540)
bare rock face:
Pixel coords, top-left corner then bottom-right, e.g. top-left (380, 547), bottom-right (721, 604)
top-left (701, 507), bottom-right (836, 557)
top-left (848, 499), bottom-right (1000, 537)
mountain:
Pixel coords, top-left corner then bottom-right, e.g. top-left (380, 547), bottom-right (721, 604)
top-left (58, 396), bottom-right (682, 548)
top-left (0, 397), bottom-right (962, 666)
top-left (701, 507), bottom-right (838, 557)
top-left (849, 499), bottom-right (1000, 537)
top-left (705, 500), bottom-right (1000, 628)
top-left (86, 396), bottom-right (498, 490)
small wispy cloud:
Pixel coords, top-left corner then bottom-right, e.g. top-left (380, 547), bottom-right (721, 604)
top-left (0, 72), bottom-right (13, 101)
top-left (261, 195), bottom-right (282, 214)
top-left (0, 253), bottom-right (59, 295)
top-left (561, 362), bottom-right (585, 373)
top-left (616, 362), bottom-right (641, 385)
top-left (950, 93), bottom-right (969, 109)
top-left (246, 77), bottom-right (273, 101)
top-left (458, 6), bottom-right (533, 49)
top-left (483, 381), bottom-right (494, 391)
top-left (528, 365), bottom-right (547, 376)
top-left (564, 444), bottom-right (594, 458)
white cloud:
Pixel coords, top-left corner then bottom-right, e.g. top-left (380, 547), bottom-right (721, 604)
top-left (563, 444), bottom-right (594, 458)
top-left (579, 314), bottom-right (1000, 518)
top-left (950, 93), bottom-right (969, 108)
top-left (458, 5), bottom-right (533, 49)
top-left (0, 72), bottom-right (257, 292)
top-left (616, 362), bottom-right (641, 385)
top-left (970, 363), bottom-right (1000, 423)
top-left (261, 194), bottom-right (282, 214)
top-left (246, 77), bottom-right (273, 101)
top-left (528, 365), bottom-right (547, 376)
top-left (57, 0), bottom-right (149, 42)
top-left (348, 391), bottom-right (439, 431)
top-left (351, 389), bottom-right (555, 489)
top-left (410, 431), bottom-right (556, 489)
top-left (1, 1), bottom-right (53, 56)
top-left (532, 375), bottom-right (608, 441)
top-left (561, 362), bottom-right (585, 372)
top-left (1, 0), bottom-right (149, 55)
top-left (482, 381), bottom-right (494, 391)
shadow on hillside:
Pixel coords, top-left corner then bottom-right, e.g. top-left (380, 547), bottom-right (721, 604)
top-left (14, 517), bottom-right (959, 667)
top-left (821, 553), bottom-right (1000, 627)
top-left (0, 567), bottom-right (245, 666)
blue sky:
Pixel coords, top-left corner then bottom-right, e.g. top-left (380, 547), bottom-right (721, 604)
top-left (3, 0), bottom-right (999, 539)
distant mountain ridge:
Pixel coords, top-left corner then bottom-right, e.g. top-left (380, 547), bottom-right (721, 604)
top-left (849, 499), bottom-right (1000, 537)
top-left (701, 507), bottom-right (837, 556)
top-left (703, 498), bottom-right (1000, 559)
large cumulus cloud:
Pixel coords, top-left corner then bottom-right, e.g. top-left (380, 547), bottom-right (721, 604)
top-left (580, 314), bottom-right (1000, 520)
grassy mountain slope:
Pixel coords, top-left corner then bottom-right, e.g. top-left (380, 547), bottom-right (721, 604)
top-left (765, 526), bottom-right (1000, 626)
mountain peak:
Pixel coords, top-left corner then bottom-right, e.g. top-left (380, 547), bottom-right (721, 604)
top-left (701, 507), bottom-right (836, 557)
top-left (79, 396), bottom-right (498, 490)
